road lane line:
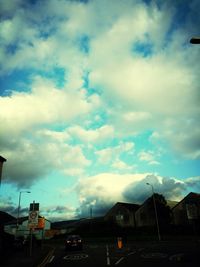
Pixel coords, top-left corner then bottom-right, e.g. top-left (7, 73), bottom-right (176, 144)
top-left (127, 251), bottom-right (136, 256)
top-left (114, 250), bottom-right (136, 265)
top-left (49, 255), bottom-right (55, 263)
top-left (106, 245), bottom-right (110, 265)
top-left (37, 247), bottom-right (55, 267)
top-left (115, 257), bottom-right (124, 265)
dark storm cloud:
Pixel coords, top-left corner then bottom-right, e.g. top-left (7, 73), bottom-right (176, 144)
top-left (77, 197), bottom-right (114, 218)
top-left (2, 151), bottom-right (53, 188)
top-left (0, 200), bottom-right (29, 217)
top-left (123, 174), bottom-right (187, 203)
top-left (42, 205), bottom-right (76, 222)
top-left (0, 204), bottom-right (16, 215)
top-left (185, 176), bottom-right (200, 191)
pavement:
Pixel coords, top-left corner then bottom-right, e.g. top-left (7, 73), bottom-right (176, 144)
top-left (1, 244), bottom-right (55, 267)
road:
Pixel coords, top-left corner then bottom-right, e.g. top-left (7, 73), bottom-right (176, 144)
top-left (46, 239), bottom-right (199, 267)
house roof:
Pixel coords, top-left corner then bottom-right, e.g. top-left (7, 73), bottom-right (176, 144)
top-left (172, 192), bottom-right (200, 210)
top-left (116, 202), bottom-right (140, 211)
top-left (0, 211), bottom-right (15, 224)
top-left (0, 155), bottom-right (7, 162)
top-left (104, 202), bottom-right (140, 218)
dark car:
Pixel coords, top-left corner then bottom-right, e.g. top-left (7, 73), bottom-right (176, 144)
top-left (65, 235), bottom-right (83, 251)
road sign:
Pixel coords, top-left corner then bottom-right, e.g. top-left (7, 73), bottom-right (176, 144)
top-left (28, 210), bottom-right (39, 227)
top-left (30, 202), bottom-right (39, 211)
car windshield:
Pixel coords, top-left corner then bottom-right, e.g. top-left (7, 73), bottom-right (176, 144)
top-left (67, 235), bottom-right (81, 240)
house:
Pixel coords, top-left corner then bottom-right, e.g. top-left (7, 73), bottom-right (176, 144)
top-left (4, 216), bottom-right (51, 240)
top-left (135, 194), bottom-right (173, 227)
top-left (104, 202), bottom-right (140, 227)
top-left (135, 196), bottom-right (156, 227)
top-left (0, 211), bottom-right (15, 225)
top-left (171, 192), bottom-right (200, 226)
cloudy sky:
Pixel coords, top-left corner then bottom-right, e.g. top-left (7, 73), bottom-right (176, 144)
top-left (0, 0), bottom-right (200, 222)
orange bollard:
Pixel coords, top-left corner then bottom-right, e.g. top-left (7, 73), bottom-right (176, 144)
top-left (117, 237), bottom-right (123, 249)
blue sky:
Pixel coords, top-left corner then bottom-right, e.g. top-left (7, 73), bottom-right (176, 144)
top-left (0, 0), bottom-right (200, 222)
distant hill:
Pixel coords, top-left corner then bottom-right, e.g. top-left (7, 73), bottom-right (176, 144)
top-left (51, 217), bottom-right (104, 230)
top-left (0, 211), bottom-right (15, 224)
top-left (51, 219), bottom-right (80, 229)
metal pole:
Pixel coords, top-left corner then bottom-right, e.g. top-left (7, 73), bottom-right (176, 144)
top-left (17, 192), bottom-right (22, 229)
top-left (0, 156), bottom-right (6, 189)
top-left (30, 200), bottom-right (35, 257)
top-left (146, 183), bottom-right (161, 241)
top-left (30, 228), bottom-right (33, 257)
top-left (16, 191), bottom-right (31, 233)
top-left (90, 205), bottom-right (93, 219)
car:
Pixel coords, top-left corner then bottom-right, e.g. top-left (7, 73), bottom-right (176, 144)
top-left (65, 235), bottom-right (83, 251)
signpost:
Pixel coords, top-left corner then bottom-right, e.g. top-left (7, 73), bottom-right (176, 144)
top-left (29, 210), bottom-right (39, 226)
top-left (28, 201), bottom-right (39, 256)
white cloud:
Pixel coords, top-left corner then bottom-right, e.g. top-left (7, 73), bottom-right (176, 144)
top-left (77, 173), bottom-right (145, 205)
top-left (95, 141), bottom-right (135, 164)
top-left (0, 0), bottom-right (199, 201)
top-left (68, 124), bottom-right (114, 143)
top-left (87, 1), bottom-right (200, 158)
top-left (111, 158), bottom-right (133, 171)
top-left (1, 133), bottom-right (91, 187)
top-left (138, 150), bottom-right (160, 165)
top-left (0, 76), bottom-right (96, 138)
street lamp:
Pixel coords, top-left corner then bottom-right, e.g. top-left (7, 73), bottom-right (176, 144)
top-left (0, 155), bottom-right (7, 188)
top-left (146, 183), bottom-right (161, 241)
top-left (17, 191), bottom-right (31, 228)
top-left (190, 36), bottom-right (200, 44)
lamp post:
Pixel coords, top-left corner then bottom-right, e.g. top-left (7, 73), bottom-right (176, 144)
top-left (90, 205), bottom-right (93, 219)
top-left (190, 36), bottom-right (200, 44)
top-left (146, 183), bottom-right (161, 241)
top-left (0, 155), bottom-right (7, 188)
top-left (17, 191), bottom-right (31, 229)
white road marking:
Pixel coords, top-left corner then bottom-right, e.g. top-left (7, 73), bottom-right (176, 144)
top-left (114, 250), bottom-right (136, 265)
top-left (106, 245), bottom-right (110, 265)
top-left (63, 254), bottom-right (88, 260)
top-left (141, 252), bottom-right (168, 259)
top-left (115, 257), bottom-right (124, 265)
top-left (127, 251), bottom-right (136, 256)
top-left (49, 255), bottom-right (55, 263)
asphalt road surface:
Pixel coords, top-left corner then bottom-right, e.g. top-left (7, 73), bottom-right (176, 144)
top-left (46, 239), bottom-right (199, 267)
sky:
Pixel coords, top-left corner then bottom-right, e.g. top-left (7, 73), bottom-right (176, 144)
top-left (0, 0), bottom-right (200, 222)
